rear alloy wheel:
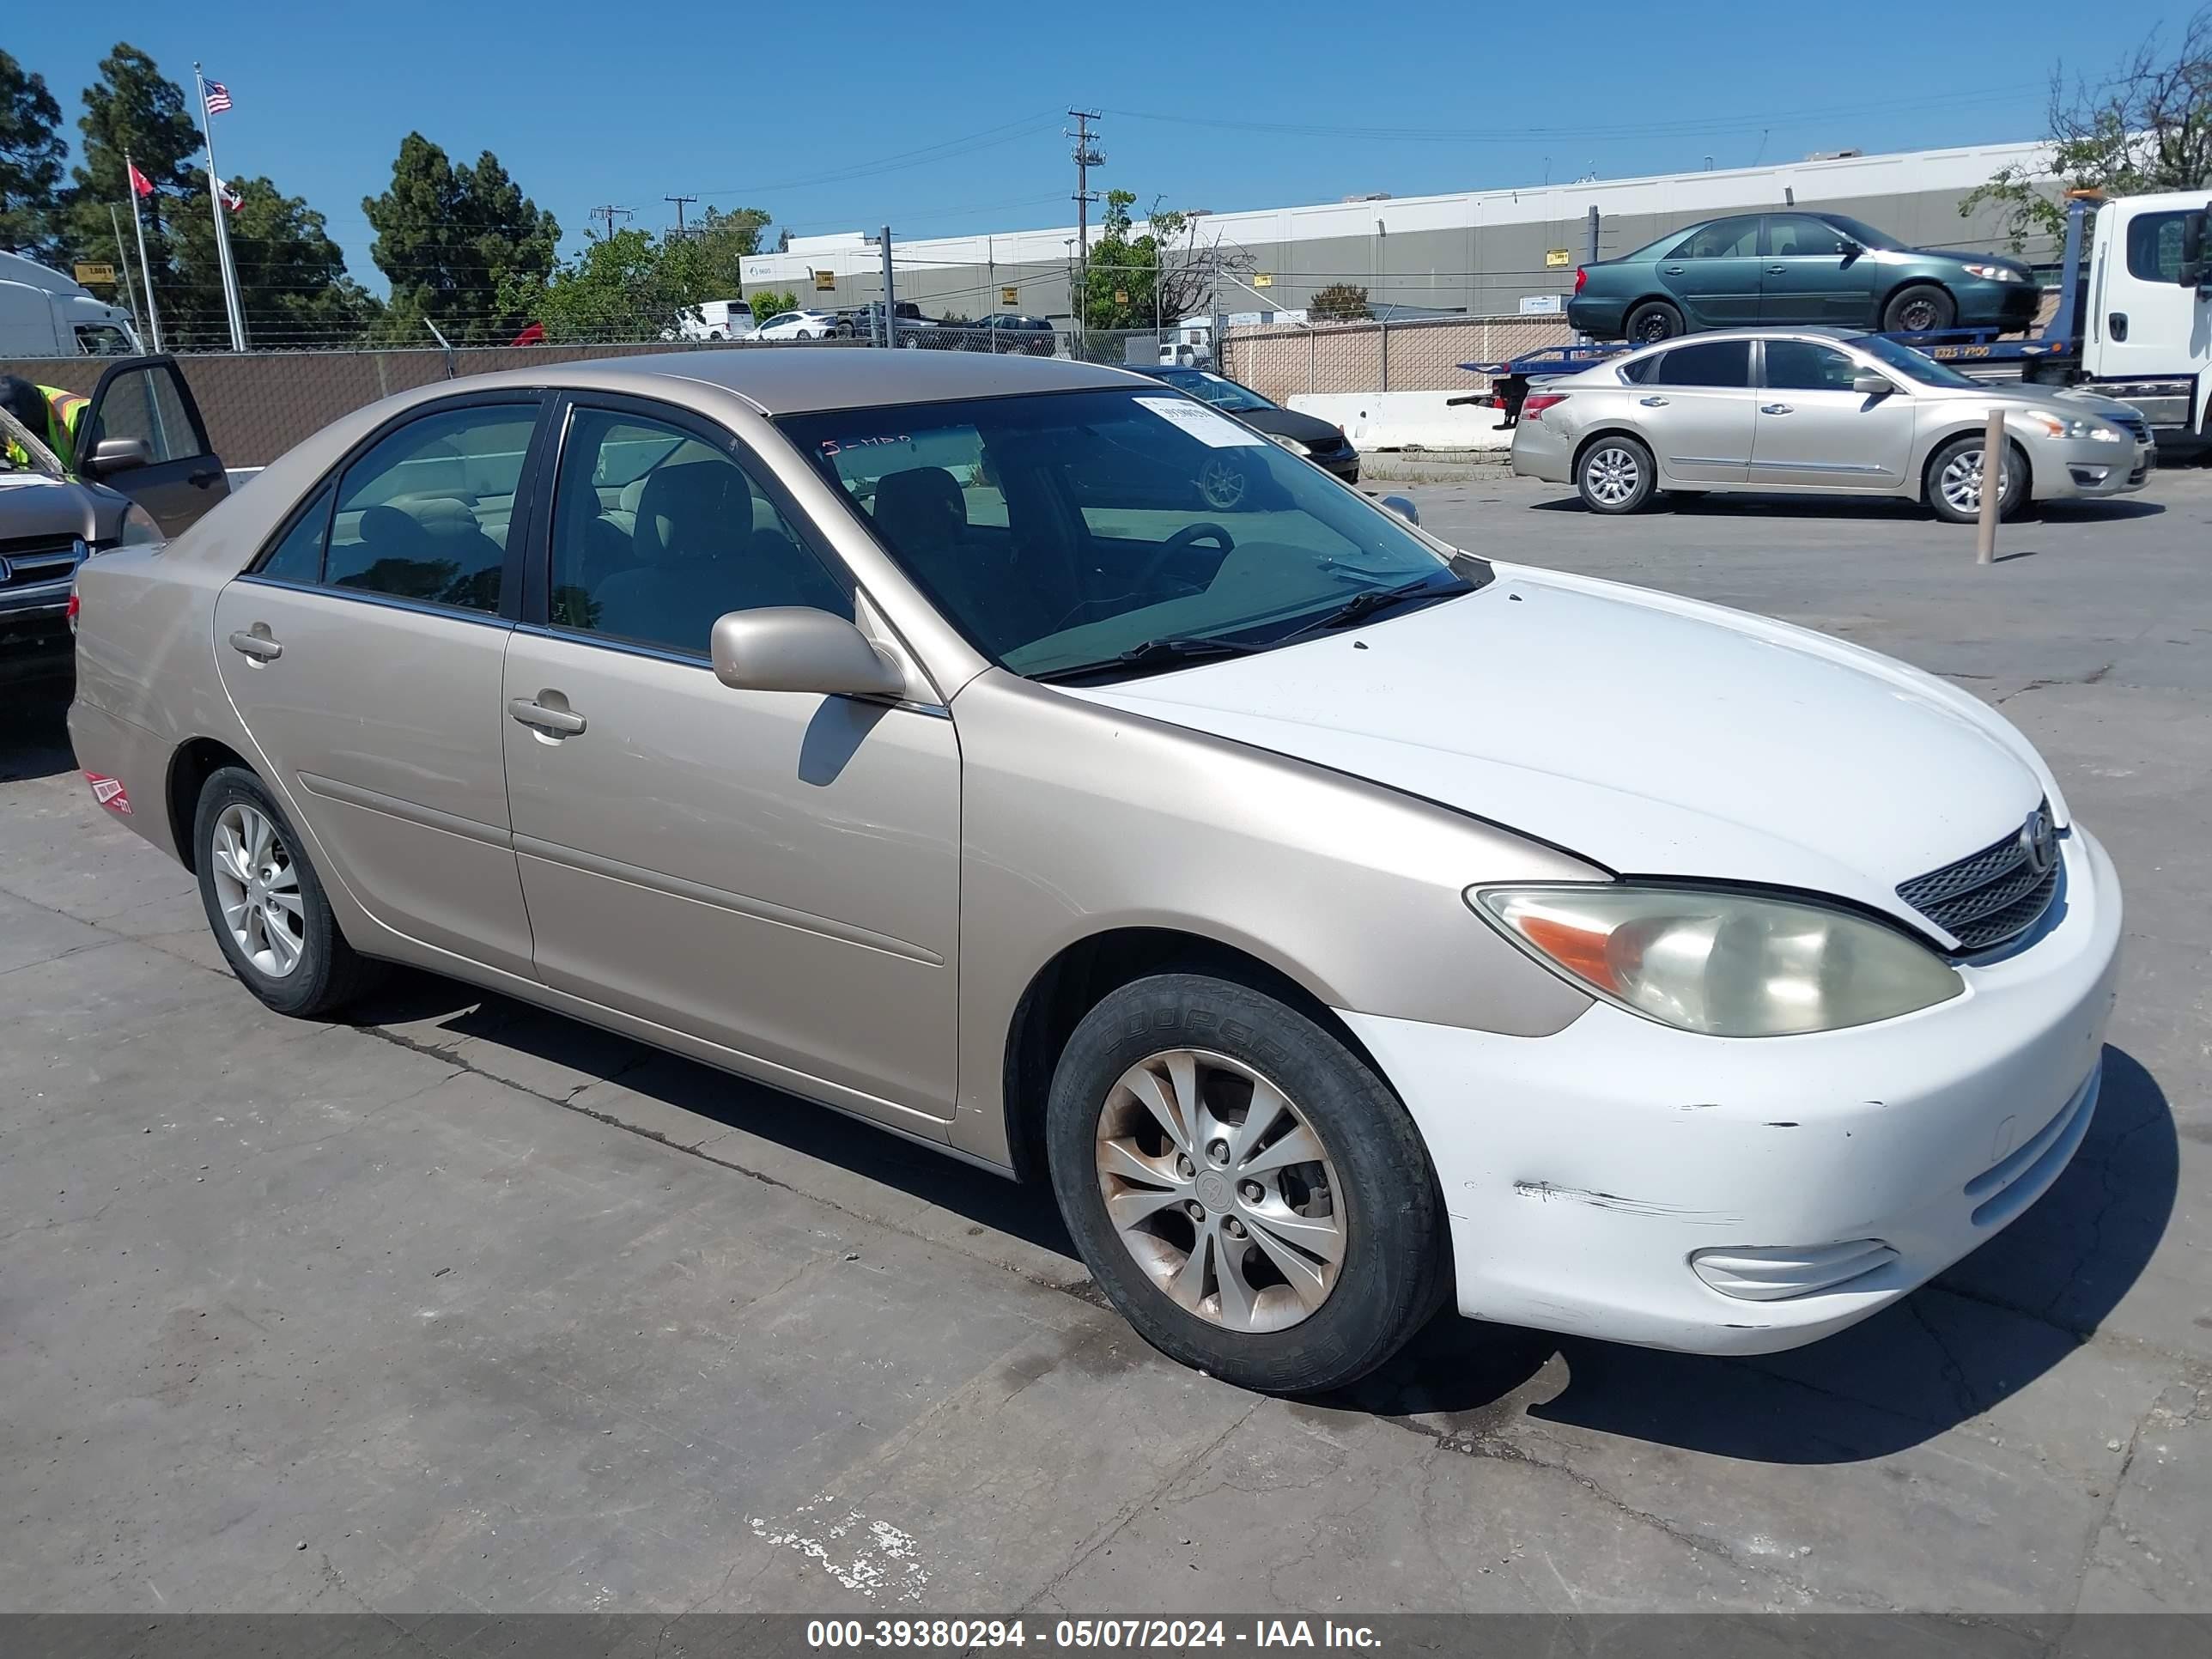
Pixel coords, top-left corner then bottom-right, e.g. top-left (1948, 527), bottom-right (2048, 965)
top-left (1624, 301), bottom-right (1683, 343)
top-left (193, 766), bottom-right (380, 1018)
top-left (1926, 432), bottom-right (2029, 525)
top-left (1882, 283), bottom-right (1956, 334)
top-left (1047, 974), bottom-right (1444, 1395)
top-left (1578, 435), bottom-right (1656, 514)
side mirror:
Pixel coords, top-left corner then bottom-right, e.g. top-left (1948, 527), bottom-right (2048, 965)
top-left (86, 435), bottom-right (152, 475)
top-left (1837, 235), bottom-right (1863, 256)
top-left (710, 607), bottom-right (906, 699)
top-left (1378, 494), bottom-right (1420, 525)
top-left (1852, 371), bottom-right (1897, 398)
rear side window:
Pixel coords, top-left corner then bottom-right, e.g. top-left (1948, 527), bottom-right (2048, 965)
top-left (257, 486), bottom-right (334, 583)
top-left (1619, 356), bottom-right (1662, 384)
top-left (1672, 217), bottom-right (1760, 260)
top-left (323, 404), bottom-right (537, 614)
top-left (1648, 340), bottom-right (1752, 388)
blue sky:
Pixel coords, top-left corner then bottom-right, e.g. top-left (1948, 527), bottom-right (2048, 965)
top-left (10, 1), bottom-right (2192, 288)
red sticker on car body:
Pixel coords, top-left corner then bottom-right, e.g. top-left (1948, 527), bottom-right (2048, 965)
top-left (85, 772), bottom-right (132, 815)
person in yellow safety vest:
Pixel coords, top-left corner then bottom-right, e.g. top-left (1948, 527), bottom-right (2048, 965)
top-left (0, 375), bottom-right (90, 472)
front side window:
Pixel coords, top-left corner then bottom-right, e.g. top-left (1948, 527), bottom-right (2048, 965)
top-left (75, 325), bottom-right (137, 355)
top-left (1762, 340), bottom-right (1862, 391)
top-left (82, 364), bottom-right (208, 464)
top-left (2125, 210), bottom-right (2191, 283)
top-left (1765, 215), bottom-right (1852, 258)
top-left (548, 407), bottom-right (848, 655)
top-left (258, 486), bottom-right (335, 583)
top-left (1649, 340), bottom-right (1752, 388)
top-left (1673, 217), bottom-right (1760, 260)
top-left (780, 386), bottom-right (1480, 681)
top-left (323, 404), bottom-right (536, 613)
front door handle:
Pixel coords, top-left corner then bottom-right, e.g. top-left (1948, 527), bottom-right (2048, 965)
top-left (508, 696), bottom-right (586, 737)
top-left (2107, 313), bottom-right (2129, 342)
top-left (228, 627), bottom-right (281, 662)
top-left (1766, 264), bottom-right (1788, 274)
top-left (188, 465), bottom-right (223, 488)
top-left (1760, 403), bottom-right (1794, 416)
top-left (1638, 395), bottom-right (1670, 407)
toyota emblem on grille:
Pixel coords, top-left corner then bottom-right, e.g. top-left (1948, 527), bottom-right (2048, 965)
top-left (2018, 807), bottom-right (2057, 876)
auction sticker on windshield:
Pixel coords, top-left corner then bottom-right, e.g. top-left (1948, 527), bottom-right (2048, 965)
top-left (1133, 397), bottom-right (1267, 447)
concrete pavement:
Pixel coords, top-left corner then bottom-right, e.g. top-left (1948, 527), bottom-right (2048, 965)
top-left (1, 470), bottom-right (2205, 1615)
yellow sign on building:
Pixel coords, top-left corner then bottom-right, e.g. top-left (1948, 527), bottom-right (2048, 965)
top-left (1545, 249), bottom-right (1571, 268)
top-left (813, 269), bottom-right (836, 292)
top-left (74, 264), bottom-right (118, 286)
top-left (1001, 285), bottom-right (1018, 306)
top-left (1253, 272), bottom-right (1273, 289)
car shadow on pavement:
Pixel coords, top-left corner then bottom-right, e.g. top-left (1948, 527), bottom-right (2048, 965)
top-left (341, 972), bottom-right (1080, 1261)
top-left (0, 680), bottom-right (75, 783)
top-left (1332, 1044), bottom-right (2177, 1463)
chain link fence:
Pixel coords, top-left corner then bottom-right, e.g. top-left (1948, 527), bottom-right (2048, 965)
top-left (1219, 315), bottom-right (1577, 404)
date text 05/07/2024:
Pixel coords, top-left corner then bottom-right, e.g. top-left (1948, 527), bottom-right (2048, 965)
top-left (805, 1620), bottom-right (1383, 1650)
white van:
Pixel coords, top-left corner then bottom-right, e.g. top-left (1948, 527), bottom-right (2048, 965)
top-left (672, 299), bottom-right (759, 342)
top-left (0, 252), bottom-right (144, 357)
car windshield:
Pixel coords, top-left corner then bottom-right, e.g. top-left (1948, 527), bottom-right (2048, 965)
top-left (1850, 333), bottom-right (1984, 389)
top-left (0, 405), bottom-right (63, 477)
top-left (780, 386), bottom-right (1482, 682)
top-left (1820, 214), bottom-right (1898, 250)
top-left (1153, 370), bottom-right (1275, 414)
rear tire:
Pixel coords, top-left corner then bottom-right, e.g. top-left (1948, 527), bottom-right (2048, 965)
top-left (193, 767), bottom-right (380, 1018)
top-left (1925, 432), bottom-right (2029, 524)
top-left (1624, 301), bottom-right (1683, 344)
top-left (1045, 974), bottom-right (1444, 1395)
top-left (1882, 283), bottom-right (1956, 334)
top-left (1577, 434), bottom-right (1656, 514)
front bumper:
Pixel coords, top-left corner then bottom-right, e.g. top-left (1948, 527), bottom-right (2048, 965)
top-left (2025, 434), bottom-right (2156, 501)
top-left (1342, 826), bottom-right (2123, 1355)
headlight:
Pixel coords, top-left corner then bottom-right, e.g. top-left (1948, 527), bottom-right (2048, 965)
top-left (1268, 434), bottom-right (1311, 456)
top-left (1469, 884), bottom-right (1963, 1037)
top-left (1960, 263), bottom-right (2023, 282)
top-left (118, 501), bottom-right (164, 545)
top-left (2015, 410), bottom-right (2124, 442)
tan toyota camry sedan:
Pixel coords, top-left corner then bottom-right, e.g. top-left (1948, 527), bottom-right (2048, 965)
top-left (70, 351), bottom-right (2121, 1394)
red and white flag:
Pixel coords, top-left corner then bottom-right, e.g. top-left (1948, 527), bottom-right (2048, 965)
top-left (217, 178), bottom-right (243, 213)
top-left (203, 80), bottom-right (233, 115)
top-left (128, 161), bottom-right (155, 198)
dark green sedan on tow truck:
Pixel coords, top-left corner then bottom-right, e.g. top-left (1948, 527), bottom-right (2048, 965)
top-left (1567, 210), bottom-right (2042, 343)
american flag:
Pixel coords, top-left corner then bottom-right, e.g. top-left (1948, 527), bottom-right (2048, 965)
top-left (204, 81), bottom-right (233, 115)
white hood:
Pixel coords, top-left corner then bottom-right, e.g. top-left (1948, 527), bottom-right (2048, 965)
top-left (1056, 563), bottom-right (2065, 931)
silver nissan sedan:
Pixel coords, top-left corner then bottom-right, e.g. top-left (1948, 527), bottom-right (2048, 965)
top-left (70, 351), bottom-right (2120, 1394)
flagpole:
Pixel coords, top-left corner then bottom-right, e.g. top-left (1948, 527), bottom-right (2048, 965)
top-left (193, 63), bottom-right (248, 350)
top-left (108, 204), bottom-right (145, 345)
top-left (119, 156), bottom-right (163, 354)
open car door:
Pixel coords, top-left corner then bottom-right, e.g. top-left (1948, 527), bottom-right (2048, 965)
top-left (75, 355), bottom-right (228, 537)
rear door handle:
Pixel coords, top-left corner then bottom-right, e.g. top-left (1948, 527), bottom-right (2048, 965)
top-left (228, 628), bottom-right (281, 662)
top-left (1760, 403), bottom-right (1794, 416)
top-left (508, 696), bottom-right (586, 737)
top-left (1661, 264), bottom-right (1686, 275)
top-left (1765, 264), bottom-right (1788, 274)
top-left (1638, 396), bottom-right (1670, 407)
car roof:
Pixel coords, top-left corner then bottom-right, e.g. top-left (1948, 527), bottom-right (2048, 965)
top-left (428, 347), bottom-right (1134, 415)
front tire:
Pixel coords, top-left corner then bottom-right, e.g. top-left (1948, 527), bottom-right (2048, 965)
top-left (1925, 432), bottom-right (2029, 524)
top-left (1624, 300), bottom-right (1683, 343)
top-left (193, 767), bottom-right (380, 1018)
top-left (1577, 434), bottom-right (1656, 514)
top-left (1045, 974), bottom-right (1444, 1395)
top-left (1882, 283), bottom-right (1956, 334)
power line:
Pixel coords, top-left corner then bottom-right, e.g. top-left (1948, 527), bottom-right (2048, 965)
top-left (664, 194), bottom-right (696, 239)
top-left (588, 204), bottom-right (634, 240)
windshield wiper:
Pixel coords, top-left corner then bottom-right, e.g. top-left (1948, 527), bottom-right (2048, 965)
top-left (1029, 635), bottom-right (1262, 684)
top-left (1273, 575), bottom-right (1474, 643)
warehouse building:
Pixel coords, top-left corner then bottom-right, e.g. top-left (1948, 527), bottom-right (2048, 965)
top-left (739, 138), bottom-right (2053, 323)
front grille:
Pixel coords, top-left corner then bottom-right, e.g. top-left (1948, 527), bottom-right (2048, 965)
top-left (1896, 805), bottom-right (2061, 952)
top-left (2112, 412), bottom-right (2151, 445)
top-left (0, 538), bottom-right (83, 594)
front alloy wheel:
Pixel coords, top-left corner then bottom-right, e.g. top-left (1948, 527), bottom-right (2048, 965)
top-left (1095, 1048), bottom-right (1345, 1332)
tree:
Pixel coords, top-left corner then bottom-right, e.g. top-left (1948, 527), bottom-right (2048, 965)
top-left (1310, 283), bottom-right (1371, 322)
top-left (665, 205), bottom-right (769, 295)
top-left (750, 289), bottom-right (798, 324)
top-left (1079, 191), bottom-right (1257, 331)
top-left (170, 175), bottom-right (379, 348)
top-left (60, 42), bottom-right (204, 313)
top-left (528, 227), bottom-right (679, 343)
top-left (364, 133), bottom-right (559, 343)
top-left (0, 51), bottom-right (67, 258)
top-left (1962, 7), bottom-right (2212, 249)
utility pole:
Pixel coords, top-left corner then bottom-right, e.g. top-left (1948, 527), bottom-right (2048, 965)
top-left (1066, 109), bottom-right (1102, 348)
top-left (589, 204), bottom-right (634, 240)
top-left (665, 194), bottom-right (696, 240)
top-left (879, 226), bottom-right (896, 349)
